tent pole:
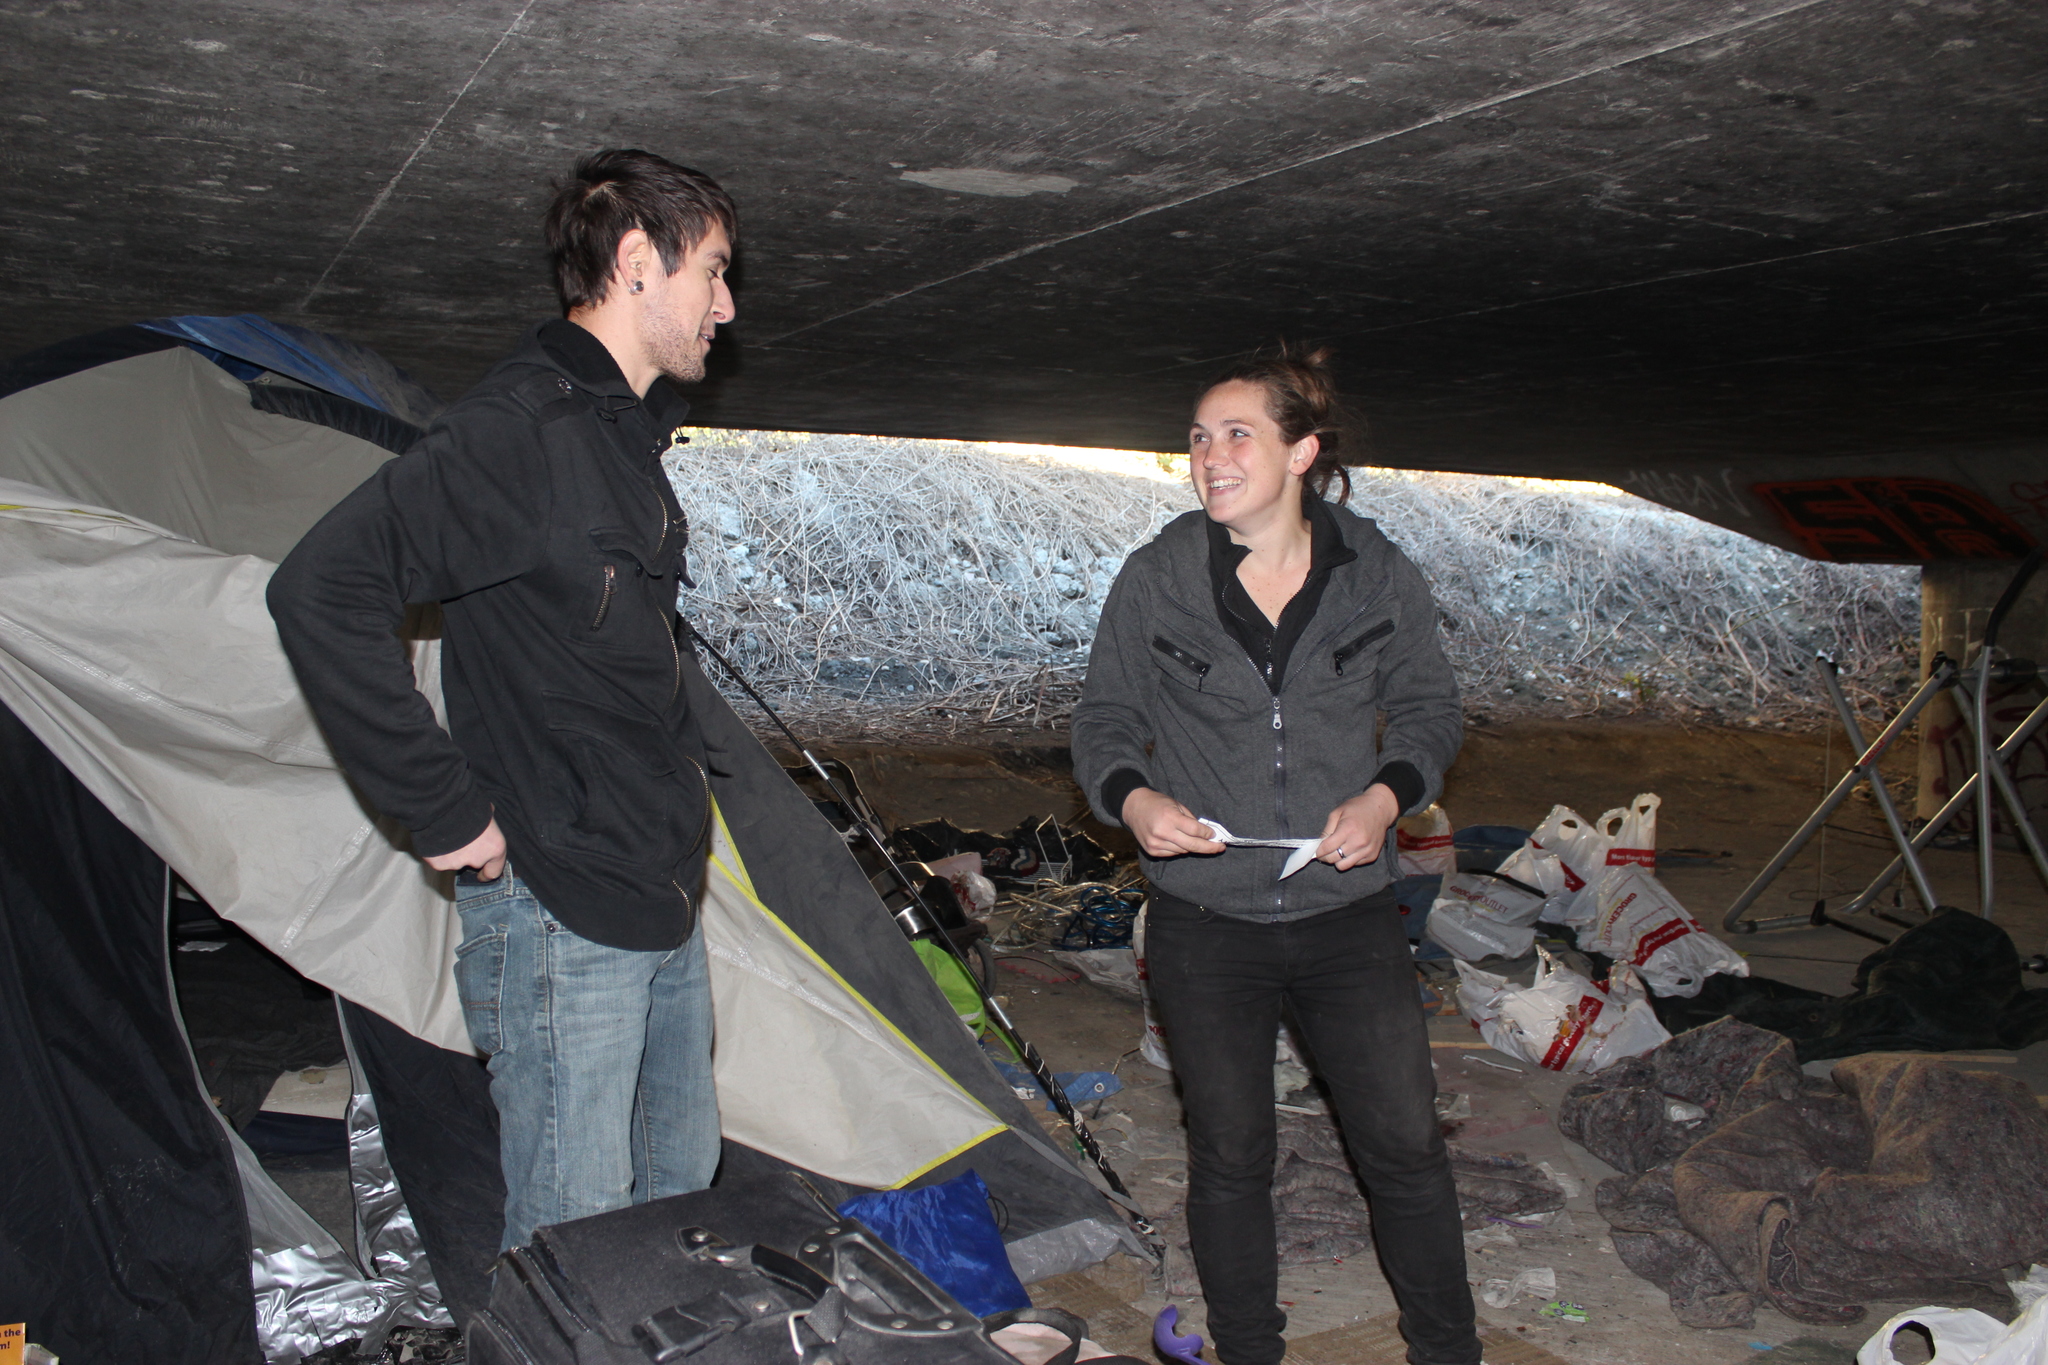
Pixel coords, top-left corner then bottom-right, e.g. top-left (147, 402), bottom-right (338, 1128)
top-left (681, 619), bottom-right (1155, 1237)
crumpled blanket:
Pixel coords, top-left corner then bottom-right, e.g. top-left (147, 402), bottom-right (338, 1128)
top-left (1562, 1018), bottom-right (2048, 1328)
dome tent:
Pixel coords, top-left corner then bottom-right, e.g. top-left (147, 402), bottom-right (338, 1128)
top-left (0, 318), bottom-right (1138, 1363)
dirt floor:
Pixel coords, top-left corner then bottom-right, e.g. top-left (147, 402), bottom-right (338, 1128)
top-left (824, 719), bottom-right (2048, 1365)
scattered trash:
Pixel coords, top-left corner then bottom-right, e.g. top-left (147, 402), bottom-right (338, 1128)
top-left (1435, 1091), bottom-right (1474, 1122)
top-left (893, 816), bottom-right (1114, 890)
top-left (1457, 948), bottom-right (1670, 1074)
top-left (1154, 1305), bottom-right (1206, 1363)
top-left (1666, 1099), bottom-right (1709, 1126)
top-left (994, 1060), bottom-right (1122, 1112)
top-left (1465, 1222), bottom-right (1520, 1251)
top-left (1536, 1161), bottom-right (1585, 1198)
top-left (1043, 946), bottom-right (1140, 999)
top-left (926, 851), bottom-right (999, 918)
top-left (1054, 885), bottom-right (1141, 949)
top-left (1480, 1266), bottom-right (1557, 1308)
top-left (1540, 1300), bottom-right (1590, 1323)
top-left (1463, 1053), bottom-right (1526, 1074)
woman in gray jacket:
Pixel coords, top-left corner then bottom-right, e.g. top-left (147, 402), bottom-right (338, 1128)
top-left (1072, 349), bottom-right (1479, 1365)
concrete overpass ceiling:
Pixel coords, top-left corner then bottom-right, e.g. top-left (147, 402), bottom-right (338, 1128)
top-left (4, 0), bottom-right (2045, 554)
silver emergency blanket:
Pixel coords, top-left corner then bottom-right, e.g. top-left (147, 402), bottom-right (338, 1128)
top-left (228, 1119), bottom-right (413, 1363)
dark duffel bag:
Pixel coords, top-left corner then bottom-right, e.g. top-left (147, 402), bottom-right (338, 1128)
top-left (465, 1170), bottom-right (1021, 1364)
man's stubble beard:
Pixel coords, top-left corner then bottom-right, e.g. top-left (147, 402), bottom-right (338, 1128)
top-left (644, 308), bottom-right (709, 385)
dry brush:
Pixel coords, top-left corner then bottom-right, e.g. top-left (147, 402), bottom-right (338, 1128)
top-left (667, 431), bottom-right (1919, 738)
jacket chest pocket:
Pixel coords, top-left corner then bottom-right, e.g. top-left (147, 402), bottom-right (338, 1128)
top-left (584, 526), bottom-right (676, 642)
top-left (1331, 618), bottom-right (1394, 678)
top-left (1151, 635), bottom-right (1213, 691)
top-left (1151, 633), bottom-right (1251, 719)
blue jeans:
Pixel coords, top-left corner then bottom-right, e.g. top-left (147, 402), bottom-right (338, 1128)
top-left (1146, 886), bottom-right (1479, 1365)
top-left (453, 867), bottom-right (719, 1250)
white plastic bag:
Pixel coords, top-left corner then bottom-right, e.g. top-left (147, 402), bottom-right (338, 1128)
top-left (1584, 863), bottom-right (1748, 997)
top-left (1866, 1265), bottom-right (2048, 1365)
top-left (1529, 804), bottom-right (1607, 927)
top-left (1427, 902), bottom-right (1538, 961)
top-left (1424, 865), bottom-right (1550, 961)
top-left (1857, 1306), bottom-right (2009, 1365)
top-left (1496, 840), bottom-right (1568, 900)
top-left (1454, 948), bottom-right (1670, 1074)
top-left (1396, 803), bottom-right (1456, 878)
top-left (1603, 793), bottom-right (1660, 874)
top-left (1984, 1267), bottom-right (2048, 1365)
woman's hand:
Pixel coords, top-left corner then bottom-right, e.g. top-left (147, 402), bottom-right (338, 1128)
top-left (1122, 787), bottom-right (1227, 859)
top-left (1316, 785), bottom-right (1401, 872)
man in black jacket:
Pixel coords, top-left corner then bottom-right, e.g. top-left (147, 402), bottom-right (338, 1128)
top-left (268, 149), bottom-right (736, 1249)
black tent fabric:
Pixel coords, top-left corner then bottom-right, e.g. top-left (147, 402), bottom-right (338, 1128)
top-left (339, 1000), bottom-right (504, 1324)
top-left (246, 383), bottom-right (424, 456)
top-left (0, 701), bottom-right (261, 1363)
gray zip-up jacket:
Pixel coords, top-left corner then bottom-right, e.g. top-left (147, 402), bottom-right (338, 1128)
top-left (1072, 504), bottom-right (1462, 920)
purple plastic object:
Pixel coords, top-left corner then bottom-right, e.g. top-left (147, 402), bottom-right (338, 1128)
top-left (1153, 1304), bottom-right (1206, 1363)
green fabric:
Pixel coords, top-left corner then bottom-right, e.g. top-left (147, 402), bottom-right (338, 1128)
top-left (912, 938), bottom-right (985, 1035)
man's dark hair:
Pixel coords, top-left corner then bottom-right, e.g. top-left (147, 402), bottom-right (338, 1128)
top-left (544, 149), bottom-right (738, 312)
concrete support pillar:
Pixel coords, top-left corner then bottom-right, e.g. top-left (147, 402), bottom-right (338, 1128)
top-left (1917, 561), bottom-right (2048, 834)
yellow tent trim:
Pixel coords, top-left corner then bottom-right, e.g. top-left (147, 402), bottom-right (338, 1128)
top-left (708, 803), bottom-right (1009, 1188)
top-left (892, 1125), bottom-right (1012, 1189)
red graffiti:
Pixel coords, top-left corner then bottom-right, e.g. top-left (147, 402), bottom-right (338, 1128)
top-left (1753, 477), bottom-right (2036, 563)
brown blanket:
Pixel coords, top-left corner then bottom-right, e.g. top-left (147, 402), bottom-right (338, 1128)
top-left (1564, 1019), bottom-right (2048, 1328)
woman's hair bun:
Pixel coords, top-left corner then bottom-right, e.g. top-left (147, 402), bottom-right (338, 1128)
top-left (1200, 343), bottom-right (1366, 508)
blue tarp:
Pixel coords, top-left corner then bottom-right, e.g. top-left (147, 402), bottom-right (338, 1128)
top-left (138, 315), bottom-right (442, 427)
top-left (837, 1169), bottom-right (1032, 1318)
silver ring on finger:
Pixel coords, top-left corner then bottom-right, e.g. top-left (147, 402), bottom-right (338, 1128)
top-left (1336, 847), bottom-right (1346, 859)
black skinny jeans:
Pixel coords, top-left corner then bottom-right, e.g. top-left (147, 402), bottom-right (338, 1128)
top-left (1146, 887), bottom-right (1480, 1365)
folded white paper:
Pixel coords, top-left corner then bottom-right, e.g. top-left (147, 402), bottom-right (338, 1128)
top-left (1197, 819), bottom-right (1323, 879)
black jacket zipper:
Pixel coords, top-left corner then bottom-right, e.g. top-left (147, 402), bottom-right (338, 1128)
top-left (670, 757), bottom-right (713, 913)
top-left (1151, 636), bottom-right (1212, 683)
top-left (591, 564), bottom-right (616, 629)
top-left (1334, 619), bottom-right (1394, 674)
